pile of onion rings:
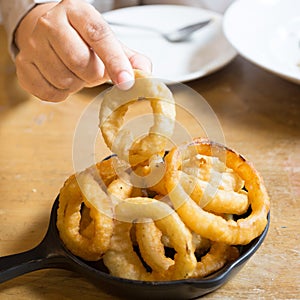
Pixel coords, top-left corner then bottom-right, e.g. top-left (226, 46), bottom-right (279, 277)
top-left (57, 70), bottom-right (270, 281)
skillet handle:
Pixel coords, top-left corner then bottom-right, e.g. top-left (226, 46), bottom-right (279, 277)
top-left (0, 230), bottom-right (67, 283)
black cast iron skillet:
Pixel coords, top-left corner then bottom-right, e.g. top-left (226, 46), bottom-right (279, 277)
top-left (0, 196), bottom-right (270, 300)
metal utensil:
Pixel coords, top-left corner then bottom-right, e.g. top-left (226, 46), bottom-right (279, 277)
top-left (107, 19), bottom-right (212, 42)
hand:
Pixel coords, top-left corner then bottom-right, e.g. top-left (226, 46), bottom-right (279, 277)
top-left (15, 0), bottom-right (152, 102)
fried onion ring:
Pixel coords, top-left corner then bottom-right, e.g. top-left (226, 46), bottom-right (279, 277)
top-left (103, 220), bottom-right (150, 280)
top-left (181, 153), bottom-right (245, 192)
top-left (165, 138), bottom-right (270, 245)
top-left (99, 70), bottom-right (176, 166)
top-left (178, 170), bottom-right (249, 214)
top-left (96, 155), bottom-right (129, 186)
top-left (105, 197), bottom-right (196, 280)
top-left (106, 176), bottom-right (133, 206)
top-left (191, 243), bottom-right (239, 278)
top-left (135, 218), bottom-right (174, 272)
top-left (57, 171), bottom-right (113, 261)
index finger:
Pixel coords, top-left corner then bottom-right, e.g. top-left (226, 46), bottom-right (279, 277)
top-left (66, 0), bottom-right (134, 89)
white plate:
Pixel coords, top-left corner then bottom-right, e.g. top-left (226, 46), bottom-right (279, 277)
top-left (103, 5), bottom-right (237, 83)
top-left (223, 0), bottom-right (300, 84)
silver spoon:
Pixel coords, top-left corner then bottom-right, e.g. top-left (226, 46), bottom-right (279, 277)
top-left (107, 19), bottom-right (212, 42)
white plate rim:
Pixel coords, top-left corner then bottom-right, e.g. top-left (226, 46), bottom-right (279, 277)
top-left (223, 0), bottom-right (300, 84)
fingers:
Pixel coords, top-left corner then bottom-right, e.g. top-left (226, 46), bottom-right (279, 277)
top-left (15, 56), bottom-right (71, 102)
top-left (40, 3), bottom-right (108, 87)
top-left (122, 44), bottom-right (152, 75)
top-left (65, 0), bottom-right (135, 88)
top-left (32, 40), bottom-right (84, 92)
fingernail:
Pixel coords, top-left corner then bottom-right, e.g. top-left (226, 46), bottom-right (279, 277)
top-left (117, 71), bottom-right (134, 90)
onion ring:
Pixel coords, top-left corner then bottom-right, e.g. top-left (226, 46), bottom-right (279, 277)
top-left (104, 197), bottom-right (196, 280)
top-left (135, 218), bottom-right (174, 272)
top-left (178, 170), bottom-right (249, 214)
top-left (106, 176), bottom-right (133, 206)
top-left (79, 204), bottom-right (94, 239)
top-left (132, 154), bottom-right (168, 194)
top-left (96, 155), bottom-right (129, 186)
top-left (191, 242), bottom-right (239, 278)
top-left (57, 171), bottom-right (114, 261)
top-left (165, 138), bottom-right (270, 245)
top-left (103, 221), bottom-right (151, 280)
top-left (99, 70), bottom-right (176, 166)
top-left (181, 153), bottom-right (245, 192)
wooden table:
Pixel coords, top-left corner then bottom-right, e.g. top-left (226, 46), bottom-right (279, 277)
top-left (0, 26), bottom-right (299, 299)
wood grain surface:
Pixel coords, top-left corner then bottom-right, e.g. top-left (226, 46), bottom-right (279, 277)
top-left (0, 25), bottom-right (299, 299)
